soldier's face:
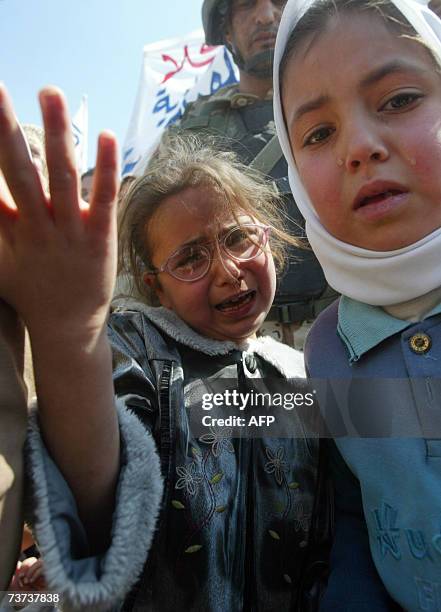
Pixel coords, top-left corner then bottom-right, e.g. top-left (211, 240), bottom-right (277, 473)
top-left (225, 0), bottom-right (286, 69)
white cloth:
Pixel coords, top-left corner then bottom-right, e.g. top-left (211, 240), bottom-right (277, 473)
top-left (273, 0), bottom-right (441, 306)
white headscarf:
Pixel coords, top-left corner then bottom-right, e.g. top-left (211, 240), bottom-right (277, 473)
top-left (273, 0), bottom-right (441, 306)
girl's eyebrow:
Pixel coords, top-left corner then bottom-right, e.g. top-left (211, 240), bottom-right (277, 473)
top-left (359, 59), bottom-right (423, 89)
top-left (293, 94), bottom-right (330, 124)
top-left (180, 222), bottom-right (246, 249)
top-left (179, 229), bottom-right (229, 249)
top-left (181, 236), bottom-right (205, 248)
top-left (290, 60), bottom-right (423, 128)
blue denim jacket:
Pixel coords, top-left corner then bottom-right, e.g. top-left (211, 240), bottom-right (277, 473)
top-left (26, 304), bottom-right (327, 612)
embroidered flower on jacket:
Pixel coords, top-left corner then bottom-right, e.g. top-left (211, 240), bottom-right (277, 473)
top-left (264, 446), bottom-right (288, 485)
top-left (293, 501), bottom-right (311, 532)
top-left (199, 426), bottom-right (234, 457)
top-left (175, 462), bottom-right (203, 497)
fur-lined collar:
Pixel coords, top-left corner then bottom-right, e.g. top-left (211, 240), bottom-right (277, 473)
top-left (112, 299), bottom-right (305, 378)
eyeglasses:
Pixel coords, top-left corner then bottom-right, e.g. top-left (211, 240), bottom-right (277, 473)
top-left (148, 223), bottom-right (271, 282)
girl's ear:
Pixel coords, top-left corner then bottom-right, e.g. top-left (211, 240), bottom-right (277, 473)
top-left (143, 272), bottom-right (172, 309)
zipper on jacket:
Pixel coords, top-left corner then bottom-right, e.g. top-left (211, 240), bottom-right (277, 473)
top-left (240, 355), bottom-right (255, 612)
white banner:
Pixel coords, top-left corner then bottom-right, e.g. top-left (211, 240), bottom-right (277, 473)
top-left (122, 29), bottom-right (239, 177)
top-left (72, 95), bottom-right (88, 175)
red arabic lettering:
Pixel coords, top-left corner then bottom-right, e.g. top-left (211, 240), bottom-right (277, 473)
top-left (161, 44), bottom-right (218, 84)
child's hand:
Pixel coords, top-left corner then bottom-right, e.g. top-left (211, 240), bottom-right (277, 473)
top-left (0, 85), bottom-right (119, 341)
top-left (9, 557), bottom-right (47, 592)
top-left (0, 87), bottom-right (121, 550)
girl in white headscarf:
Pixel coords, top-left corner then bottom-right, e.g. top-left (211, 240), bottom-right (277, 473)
top-left (274, 0), bottom-right (441, 609)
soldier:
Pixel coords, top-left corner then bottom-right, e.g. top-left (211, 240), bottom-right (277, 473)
top-left (178, 0), bottom-right (338, 349)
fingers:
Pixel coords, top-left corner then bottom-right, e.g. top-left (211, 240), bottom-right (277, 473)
top-left (0, 170), bottom-right (18, 243)
top-left (0, 84), bottom-right (119, 244)
top-left (21, 558), bottom-right (44, 584)
top-left (39, 87), bottom-right (82, 233)
top-left (88, 131), bottom-right (119, 237)
top-left (0, 85), bottom-right (47, 221)
top-left (12, 557), bottom-right (46, 591)
top-left (0, 169), bottom-right (16, 211)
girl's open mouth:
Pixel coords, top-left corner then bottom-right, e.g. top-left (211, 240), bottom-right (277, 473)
top-left (353, 184), bottom-right (410, 222)
top-left (356, 189), bottom-right (406, 208)
top-left (353, 181), bottom-right (409, 218)
top-left (215, 290), bottom-right (257, 313)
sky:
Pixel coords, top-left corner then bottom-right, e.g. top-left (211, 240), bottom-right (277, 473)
top-left (0, 0), bottom-right (204, 169)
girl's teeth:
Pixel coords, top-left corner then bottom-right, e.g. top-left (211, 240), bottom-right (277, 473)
top-left (218, 292), bottom-right (254, 311)
top-left (362, 190), bottom-right (399, 206)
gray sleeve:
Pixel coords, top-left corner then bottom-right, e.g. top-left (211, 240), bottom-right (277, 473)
top-left (25, 401), bottom-right (163, 612)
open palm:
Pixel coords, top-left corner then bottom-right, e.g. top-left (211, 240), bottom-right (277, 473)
top-left (0, 86), bottom-right (119, 339)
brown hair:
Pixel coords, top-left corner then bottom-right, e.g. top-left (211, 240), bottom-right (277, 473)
top-left (118, 129), bottom-right (301, 305)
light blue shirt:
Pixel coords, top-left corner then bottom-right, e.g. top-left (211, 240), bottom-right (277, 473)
top-left (337, 295), bottom-right (441, 362)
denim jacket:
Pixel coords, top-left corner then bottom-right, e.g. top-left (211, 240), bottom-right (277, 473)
top-left (25, 303), bottom-right (330, 612)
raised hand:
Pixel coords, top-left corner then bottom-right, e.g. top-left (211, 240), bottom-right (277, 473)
top-left (0, 86), bottom-right (121, 549)
top-left (0, 85), bottom-right (119, 338)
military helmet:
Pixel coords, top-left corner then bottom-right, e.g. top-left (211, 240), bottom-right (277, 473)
top-left (202, 0), bottom-right (230, 45)
top-left (202, 0), bottom-right (275, 78)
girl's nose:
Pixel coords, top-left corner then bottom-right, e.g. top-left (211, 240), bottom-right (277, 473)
top-left (342, 124), bottom-right (389, 172)
top-left (212, 249), bottom-right (243, 286)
